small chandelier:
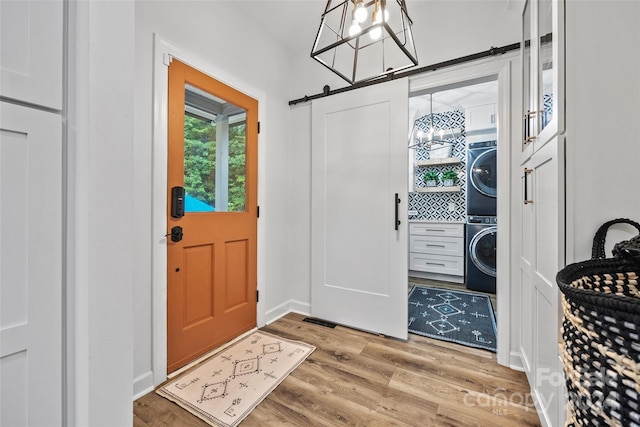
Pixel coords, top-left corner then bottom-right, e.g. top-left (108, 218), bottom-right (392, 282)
top-left (311, 0), bottom-right (418, 85)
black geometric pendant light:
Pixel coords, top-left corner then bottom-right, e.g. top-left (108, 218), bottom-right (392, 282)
top-left (311, 0), bottom-right (418, 84)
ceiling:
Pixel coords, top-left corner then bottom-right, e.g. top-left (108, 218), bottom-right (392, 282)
top-left (232, 1), bottom-right (327, 53)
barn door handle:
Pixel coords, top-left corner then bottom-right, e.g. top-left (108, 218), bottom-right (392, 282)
top-left (524, 168), bottom-right (533, 204)
top-left (394, 193), bottom-right (401, 231)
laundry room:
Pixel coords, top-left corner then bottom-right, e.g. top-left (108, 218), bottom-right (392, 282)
top-left (407, 78), bottom-right (499, 324)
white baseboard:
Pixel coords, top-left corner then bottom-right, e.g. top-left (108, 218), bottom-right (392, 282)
top-left (265, 299), bottom-right (311, 325)
top-left (133, 370), bottom-right (155, 400)
top-left (509, 350), bottom-right (525, 372)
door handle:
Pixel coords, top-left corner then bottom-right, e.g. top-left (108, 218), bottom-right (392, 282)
top-left (170, 226), bottom-right (183, 242)
top-left (394, 193), bottom-right (401, 231)
top-left (524, 168), bottom-right (533, 204)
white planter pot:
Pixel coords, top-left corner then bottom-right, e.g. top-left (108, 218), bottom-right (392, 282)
top-left (425, 180), bottom-right (437, 187)
top-left (443, 179), bottom-right (454, 187)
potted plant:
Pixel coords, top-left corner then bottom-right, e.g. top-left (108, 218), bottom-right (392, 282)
top-left (442, 170), bottom-right (458, 187)
top-left (423, 171), bottom-right (439, 187)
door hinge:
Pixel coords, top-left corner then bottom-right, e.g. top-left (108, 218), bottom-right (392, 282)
top-left (257, 121), bottom-right (261, 134)
top-left (257, 206), bottom-right (260, 218)
top-left (256, 290), bottom-right (259, 302)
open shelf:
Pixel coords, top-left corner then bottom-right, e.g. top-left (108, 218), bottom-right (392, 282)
top-left (415, 157), bottom-right (461, 167)
top-left (415, 185), bottom-right (461, 193)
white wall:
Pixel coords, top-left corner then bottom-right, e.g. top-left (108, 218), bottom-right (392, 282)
top-left (565, 1), bottom-right (640, 262)
top-left (133, 1), bottom-right (295, 396)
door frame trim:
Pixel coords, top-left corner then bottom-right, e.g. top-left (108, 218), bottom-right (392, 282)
top-left (409, 56), bottom-right (514, 367)
top-left (151, 34), bottom-right (266, 387)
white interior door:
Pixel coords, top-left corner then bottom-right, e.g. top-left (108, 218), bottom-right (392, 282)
top-left (311, 78), bottom-right (408, 340)
top-left (0, 102), bottom-right (62, 426)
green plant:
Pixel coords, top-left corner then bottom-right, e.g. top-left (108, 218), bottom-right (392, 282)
top-left (441, 170), bottom-right (458, 181)
top-left (423, 171), bottom-right (439, 182)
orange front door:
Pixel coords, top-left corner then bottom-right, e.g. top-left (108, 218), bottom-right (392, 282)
top-left (167, 59), bottom-right (258, 373)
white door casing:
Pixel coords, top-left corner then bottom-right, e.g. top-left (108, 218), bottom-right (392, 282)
top-left (0, 102), bottom-right (62, 426)
top-left (311, 78), bottom-right (408, 340)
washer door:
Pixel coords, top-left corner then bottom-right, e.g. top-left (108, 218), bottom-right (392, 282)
top-left (470, 148), bottom-right (497, 197)
top-left (469, 226), bottom-right (497, 277)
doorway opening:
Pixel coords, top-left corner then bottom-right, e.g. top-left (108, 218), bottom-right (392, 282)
top-left (407, 77), bottom-right (499, 345)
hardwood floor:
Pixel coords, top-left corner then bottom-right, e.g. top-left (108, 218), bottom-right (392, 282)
top-left (134, 313), bottom-right (539, 426)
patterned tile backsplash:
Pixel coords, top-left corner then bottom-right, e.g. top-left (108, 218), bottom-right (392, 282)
top-left (409, 110), bottom-right (467, 222)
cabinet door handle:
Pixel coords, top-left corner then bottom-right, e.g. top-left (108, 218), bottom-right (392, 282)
top-left (523, 111), bottom-right (537, 144)
top-left (425, 229), bottom-right (445, 232)
top-left (524, 168), bottom-right (533, 204)
top-left (425, 244), bottom-right (446, 248)
top-left (394, 193), bottom-right (401, 231)
top-left (426, 262), bottom-right (446, 267)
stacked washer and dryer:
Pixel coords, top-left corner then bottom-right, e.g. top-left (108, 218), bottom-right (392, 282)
top-left (465, 140), bottom-right (497, 293)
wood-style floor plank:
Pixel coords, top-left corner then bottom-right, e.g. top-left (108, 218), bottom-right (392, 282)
top-left (134, 312), bottom-right (540, 426)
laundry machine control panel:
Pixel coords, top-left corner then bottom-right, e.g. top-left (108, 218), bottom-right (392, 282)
top-left (467, 215), bottom-right (497, 225)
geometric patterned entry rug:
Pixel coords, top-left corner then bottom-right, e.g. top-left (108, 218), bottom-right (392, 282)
top-left (408, 286), bottom-right (497, 352)
top-left (157, 331), bottom-right (315, 427)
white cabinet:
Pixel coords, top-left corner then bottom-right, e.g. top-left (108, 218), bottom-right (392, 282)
top-left (0, 101), bottom-right (63, 426)
top-left (464, 103), bottom-right (496, 133)
top-left (521, 0), bottom-right (564, 159)
top-left (409, 222), bottom-right (464, 282)
top-left (519, 136), bottom-right (565, 427)
top-left (519, 2), bottom-right (566, 426)
top-left (0, 1), bottom-right (64, 424)
top-left (0, 0), bottom-right (63, 110)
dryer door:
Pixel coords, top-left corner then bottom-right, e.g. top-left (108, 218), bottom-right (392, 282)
top-left (469, 226), bottom-right (497, 277)
top-left (470, 148), bottom-right (497, 197)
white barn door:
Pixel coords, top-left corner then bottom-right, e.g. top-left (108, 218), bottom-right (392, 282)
top-left (311, 79), bottom-right (408, 340)
top-left (0, 103), bottom-right (62, 426)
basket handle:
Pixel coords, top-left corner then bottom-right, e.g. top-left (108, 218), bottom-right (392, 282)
top-left (613, 235), bottom-right (640, 260)
top-left (591, 218), bottom-right (640, 260)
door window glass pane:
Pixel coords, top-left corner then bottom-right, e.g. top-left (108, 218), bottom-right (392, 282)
top-left (183, 84), bottom-right (247, 212)
top-left (522, 0), bottom-right (532, 148)
top-left (539, 0), bottom-right (553, 130)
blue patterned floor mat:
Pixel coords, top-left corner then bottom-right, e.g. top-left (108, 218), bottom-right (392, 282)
top-left (408, 285), bottom-right (497, 352)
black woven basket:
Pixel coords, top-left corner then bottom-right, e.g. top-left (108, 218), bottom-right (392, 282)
top-left (556, 219), bottom-right (640, 427)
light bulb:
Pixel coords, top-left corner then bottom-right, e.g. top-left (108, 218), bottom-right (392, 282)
top-left (349, 21), bottom-right (362, 37)
top-left (383, 8), bottom-right (390, 22)
top-left (373, 10), bottom-right (381, 24)
top-left (354, 3), bottom-right (367, 23)
top-left (369, 26), bottom-right (382, 40)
